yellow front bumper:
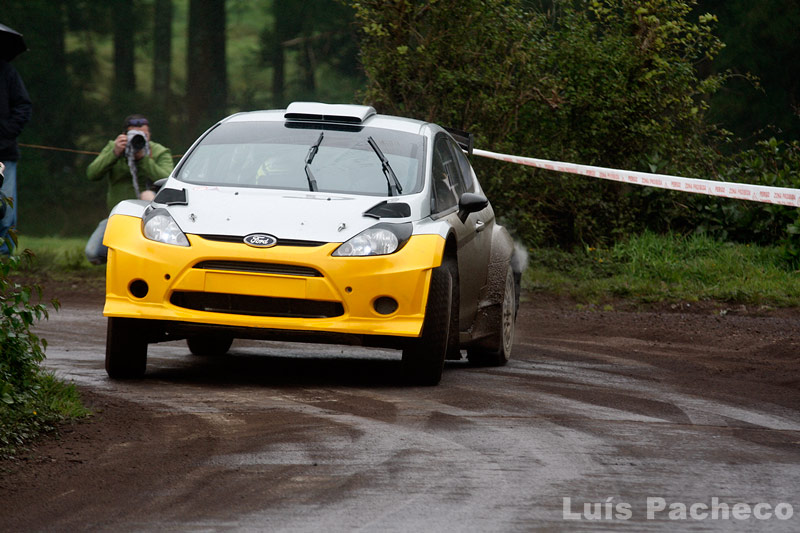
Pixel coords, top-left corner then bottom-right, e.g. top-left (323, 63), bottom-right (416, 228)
top-left (103, 214), bottom-right (445, 337)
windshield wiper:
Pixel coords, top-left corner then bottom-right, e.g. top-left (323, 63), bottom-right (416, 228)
top-left (367, 136), bottom-right (403, 196)
top-left (304, 132), bottom-right (324, 192)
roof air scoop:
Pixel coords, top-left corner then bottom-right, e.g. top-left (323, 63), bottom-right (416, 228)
top-left (285, 102), bottom-right (377, 125)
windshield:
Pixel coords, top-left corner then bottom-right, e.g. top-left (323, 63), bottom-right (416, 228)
top-left (175, 121), bottom-right (425, 196)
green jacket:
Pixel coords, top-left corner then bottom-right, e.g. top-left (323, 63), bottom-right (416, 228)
top-left (87, 139), bottom-right (174, 212)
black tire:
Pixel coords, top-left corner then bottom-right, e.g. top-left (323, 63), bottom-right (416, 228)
top-left (401, 257), bottom-right (455, 385)
top-left (445, 257), bottom-right (461, 361)
top-left (467, 264), bottom-right (516, 367)
top-left (187, 333), bottom-right (234, 356)
top-left (105, 317), bottom-right (148, 379)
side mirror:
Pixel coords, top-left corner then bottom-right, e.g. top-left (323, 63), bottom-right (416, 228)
top-left (458, 192), bottom-right (488, 222)
top-left (153, 178), bottom-right (168, 191)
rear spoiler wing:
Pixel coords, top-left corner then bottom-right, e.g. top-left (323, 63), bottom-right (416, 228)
top-left (444, 127), bottom-right (474, 155)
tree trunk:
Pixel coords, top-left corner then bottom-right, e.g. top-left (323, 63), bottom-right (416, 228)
top-left (111, 0), bottom-right (136, 118)
top-left (28, 0), bottom-right (69, 146)
top-left (186, 0), bottom-right (227, 139)
top-left (270, 1), bottom-right (290, 108)
top-left (152, 0), bottom-right (173, 109)
top-left (301, 39), bottom-right (316, 96)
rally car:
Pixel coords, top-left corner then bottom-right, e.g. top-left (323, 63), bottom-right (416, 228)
top-left (103, 102), bottom-right (521, 385)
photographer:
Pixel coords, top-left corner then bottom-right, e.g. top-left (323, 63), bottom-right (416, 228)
top-left (85, 114), bottom-right (174, 264)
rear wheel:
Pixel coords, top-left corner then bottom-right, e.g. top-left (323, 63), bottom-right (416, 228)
top-left (187, 334), bottom-right (234, 356)
top-left (467, 264), bottom-right (516, 366)
top-left (105, 317), bottom-right (148, 379)
top-left (401, 257), bottom-right (456, 385)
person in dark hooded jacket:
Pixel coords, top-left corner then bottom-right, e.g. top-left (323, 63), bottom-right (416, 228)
top-left (0, 58), bottom-right (32, 254)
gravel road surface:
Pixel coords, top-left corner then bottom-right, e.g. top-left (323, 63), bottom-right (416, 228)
top-left (2, 291), bottom-right (800, 532)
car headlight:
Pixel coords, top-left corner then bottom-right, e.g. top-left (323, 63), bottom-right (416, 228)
top-left (332, 222), bottom-right (412, 257)
top-left (142, 208), bottom-right (190, 246)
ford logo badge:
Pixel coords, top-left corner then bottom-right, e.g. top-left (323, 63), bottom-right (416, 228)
top-left (243, 233), bottom-right (278, 248)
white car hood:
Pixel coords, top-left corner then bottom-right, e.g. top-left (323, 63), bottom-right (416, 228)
top-left (163, 185), bottom-right (409, 243)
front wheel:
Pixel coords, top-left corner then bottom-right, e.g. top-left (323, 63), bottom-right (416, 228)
top-left (105, 317), bottom-right (148, 379)
top-left (401, 257), bottom-right (456, 385)
top-left (467, 264), bottom-right (516, 366)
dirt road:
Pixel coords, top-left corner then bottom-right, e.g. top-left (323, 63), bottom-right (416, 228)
top-left (2, 291), bottom-right (800, 531)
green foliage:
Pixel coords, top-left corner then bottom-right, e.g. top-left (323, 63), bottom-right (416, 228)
top-left (351, 0), bottom-right (551, 135)
top-left (700, 139), bottom-right (800, 243)
top-left (680, 138), bottom-right (800, 264)
top-left (1, 373), bottom-right (87, 456)
top-left (526, 231), bottom-right (800, 306)
top-left (536, 0), bottom-right (725, 167)
top-left (350, 0), bottom-right (729, 246)
top-left (0, 251), bottom-right (86, 456)
top-left (17, 236), bottom-right (103, 273)
top-left (0, 252), bottom-right (53, 402)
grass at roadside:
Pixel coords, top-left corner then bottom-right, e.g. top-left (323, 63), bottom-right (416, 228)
top-left (14, 236), bottom-right (104, 292)
top-left (0, 373), bottom-right (90, 459)
top-left (16, 236), bottom-right (102, 274)
top-left (523, 231), bottom-right (800, 308)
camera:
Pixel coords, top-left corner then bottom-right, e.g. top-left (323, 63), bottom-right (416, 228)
top-left (127, 130), bottom-right (147, 153)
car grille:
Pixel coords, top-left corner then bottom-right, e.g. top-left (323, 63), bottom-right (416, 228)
top-left (196, 234), bottom-right (326, 247)
top-left (193, 260), bottom-right (323, 277)
top-left (170, 291), bottom-right (344, 318)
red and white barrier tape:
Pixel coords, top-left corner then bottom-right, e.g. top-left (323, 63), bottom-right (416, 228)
top-left (473, 148), bottom-right (800, 208)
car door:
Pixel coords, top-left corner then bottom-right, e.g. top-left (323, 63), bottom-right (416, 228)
top-left (430, 133), bottom-right (492, 329)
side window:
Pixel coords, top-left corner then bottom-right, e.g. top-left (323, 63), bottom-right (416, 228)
top-left (431, 135), bottom-right (458, 213)
top-left (450, 140), bottom-right (476, 192)
top-left (444, 139), bottom-right (466, 198)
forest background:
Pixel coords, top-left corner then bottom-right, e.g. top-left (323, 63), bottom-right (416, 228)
top-left (3, 0), bottom-right (800, 256)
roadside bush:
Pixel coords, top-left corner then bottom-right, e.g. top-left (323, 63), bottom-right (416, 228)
top-left (0, 252), bottom-right (51, 402)
top-left (654, 138), bottom-right (800, 266)
top-left (350, 0), bottom-right (728, 247)
top-left (0, 251), bottom-right (86, 456)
